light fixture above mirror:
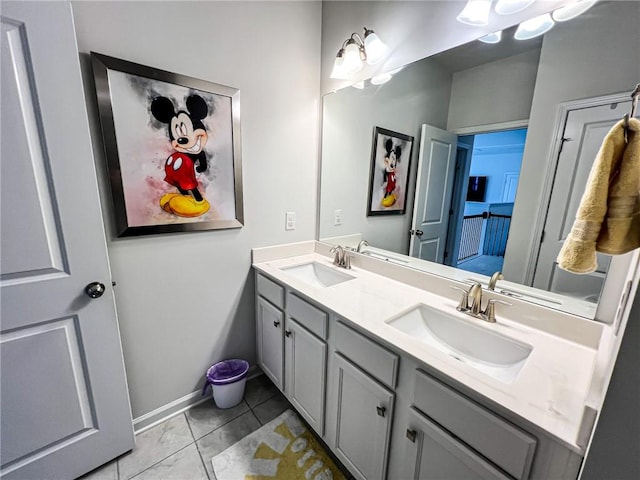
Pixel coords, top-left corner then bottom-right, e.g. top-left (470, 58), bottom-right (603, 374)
top-left (456, 0), bottom-right (493, 26)
top-left (330, 27), bottom-right (388, 80)
top-left (514, 13), bottom-right (555, 40)
top-left (552, 0), bottom-right (598, 22)
top-left (478, 30), bottom-right (503, 44)
top-left (494, 0), bottom-right (536, 16)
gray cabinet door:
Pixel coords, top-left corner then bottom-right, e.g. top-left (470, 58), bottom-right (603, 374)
top-left (332, 354), bottom-right (394, 480)
top-left (405, 408), bottom-right (510, 480)
top-left (256, 297), bottom-right (284, 389)
top-left (285, 319), bottom-right (327, 435)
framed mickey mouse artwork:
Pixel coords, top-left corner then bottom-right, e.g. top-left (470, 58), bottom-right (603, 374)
top-left (366, 127), bottom-right (414, 216)
top-left (91, 52), bottom-right (243, 237)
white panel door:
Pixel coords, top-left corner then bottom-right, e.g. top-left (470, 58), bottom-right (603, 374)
top-left (533, 100), bottom-right (630, 301)
top-left (0, 2), bottom-right (134, 479)
top-left (409, 124), bottom-right (458, 262)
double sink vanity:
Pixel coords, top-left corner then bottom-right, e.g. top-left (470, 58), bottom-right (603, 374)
top-left (253, 241), bottom-right (612, 480)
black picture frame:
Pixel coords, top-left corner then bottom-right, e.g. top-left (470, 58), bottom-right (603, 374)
top-left (91, 52), bottom-right (244, 237)
top-left (367, 127), bottom-right (414, 216)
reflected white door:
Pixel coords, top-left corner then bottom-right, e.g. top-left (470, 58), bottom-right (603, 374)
top-left (409, 124), bottom-right (458, 262)
top-left (0, 2), bottom-right (134, 479)
top-left (532, 100), bottom-right (631, 301)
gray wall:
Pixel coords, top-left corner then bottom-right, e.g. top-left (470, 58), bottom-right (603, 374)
top-left (320, 59), bottom-right (451, 252)
top-left (72, 1), bottom-right (321, 419)
top-left (503, 0), bottom-right (640, 283)
top-left (447, 49), bottom-right (540, 131)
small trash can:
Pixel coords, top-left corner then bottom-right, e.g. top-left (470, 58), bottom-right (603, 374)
top-left (202, 359), bottom-right (249, 409)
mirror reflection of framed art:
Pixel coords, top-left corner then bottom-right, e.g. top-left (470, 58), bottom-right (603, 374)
top-left (366, 127), bottom-right (414, 216)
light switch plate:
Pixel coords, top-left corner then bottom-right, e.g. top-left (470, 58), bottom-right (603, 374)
top-left (285, 212), bottom-right (296, 230)
top-left (334, 209), bottom-right (343, 226)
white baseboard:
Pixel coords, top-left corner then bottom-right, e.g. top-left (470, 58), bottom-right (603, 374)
top-left (132, 365), bottom-right (262, 435)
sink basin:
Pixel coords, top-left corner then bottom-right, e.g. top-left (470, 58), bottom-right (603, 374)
top-left (386, 304), bottom-right (532, 383)
top-left (280, 262), bottom-right (355, 288)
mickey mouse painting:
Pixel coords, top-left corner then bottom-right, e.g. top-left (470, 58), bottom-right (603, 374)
top-left (151, 95), bottom-right (210, 217)
top-left (381, 138), bottom-right (402, 207)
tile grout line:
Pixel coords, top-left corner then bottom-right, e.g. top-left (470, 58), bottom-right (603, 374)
top-left (127, 442), bottom-right (196, 480)
top-left (123, 413), bottom-right (195, 480)
top-left (190, 399), bottom-right (252, 442)
top-left (184, 408), bottom-right (211, 480)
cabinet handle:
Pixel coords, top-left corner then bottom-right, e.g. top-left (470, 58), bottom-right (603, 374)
top-left (376, 405), bottom-right (386, 417)
top-left (285, 330), bottom-right (292, 337)
top-left (406, 429), bottom-right (417, 443)
top-left (273, 320), bottom-right (280, 327)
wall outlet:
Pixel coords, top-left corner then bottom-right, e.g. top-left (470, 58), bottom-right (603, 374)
top-left (285, 212), bottom-right (296, 231)
top-left (334, 209), bottom-right (343, 226)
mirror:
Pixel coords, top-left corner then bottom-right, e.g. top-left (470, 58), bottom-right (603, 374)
top-left (319, 1), bottom-right (639, 319)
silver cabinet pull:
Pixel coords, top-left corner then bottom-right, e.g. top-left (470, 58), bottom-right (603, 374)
top-left (285, 330), bottom-right (292, 337)
top-left (406, 429), bottom-right (417, 443)
top-left (376, 405), bottom-right (386, 417)
top-left (273, 320), bottom-right (280, 327)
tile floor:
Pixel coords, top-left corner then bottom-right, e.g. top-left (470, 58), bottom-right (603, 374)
top-left (80, 374), bottom-right (306, 480)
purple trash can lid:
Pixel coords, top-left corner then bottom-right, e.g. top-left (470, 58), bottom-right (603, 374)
top-left (206, 359), bottom-right (249, 386)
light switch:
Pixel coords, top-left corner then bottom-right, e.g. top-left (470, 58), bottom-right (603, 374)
top-left (334, 209), bottom-right (343, 226)
top-left (285, 212), bottom-right (296, 230)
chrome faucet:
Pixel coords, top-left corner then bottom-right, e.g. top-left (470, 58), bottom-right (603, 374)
top-left (356, 240), bottom-right (369, 253)
top-left (450, 282), bottom-right (510, 323)
top-left (488, 271), bottom-right (504, 291)
top-left (330, 245), bottom-right (351, 269)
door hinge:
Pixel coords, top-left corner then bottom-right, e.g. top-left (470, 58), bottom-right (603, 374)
top-left (444, 251), bottom-right (449, 259)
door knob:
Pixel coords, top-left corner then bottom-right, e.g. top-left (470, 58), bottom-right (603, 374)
top-left (376, 405), bottom-right (386, 417)
top-left (273, 320), bottom-right (280, 328)
top-left (415, 229), bottom-right (424, 236)
top-left (84, 282), bottom-right (106, 299)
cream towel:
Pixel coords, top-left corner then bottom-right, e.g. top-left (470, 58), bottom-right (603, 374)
top-left (557, 117), bottom-right (640, 273)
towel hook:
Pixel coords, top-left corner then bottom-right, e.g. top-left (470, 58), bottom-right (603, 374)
top-left (623, 83), bottom-right (640, 143)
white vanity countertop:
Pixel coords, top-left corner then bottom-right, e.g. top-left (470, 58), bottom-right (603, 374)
top-left (253, 245), bottom-right (605, 452)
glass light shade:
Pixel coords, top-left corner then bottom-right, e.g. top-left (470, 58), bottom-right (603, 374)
top-left (364, 31), bottom-right (388, 65)
top-left (342, 41), bottom-right (363, 74)
top-left (552, 0), bottom-right (598, 22)
top-left (370, 73), bottom-right (392, 85)
top-left (494, 0), bottom-right (536, 16)
top-left (478, 31), bottom-right (503, 44)
top-left (330, 52), bottom-right (348, 80)
top-left (456, 0), bottom-right (492, 26)
top-left (514, 13), bottom-right (555, 40)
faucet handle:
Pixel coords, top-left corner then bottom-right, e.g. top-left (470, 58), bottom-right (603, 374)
top-left (449, 285), bottom-right (469, 311)
top-left (483, 298), bottom-right (512, 323)
top-left (343, 252), bottom-right (352, 269)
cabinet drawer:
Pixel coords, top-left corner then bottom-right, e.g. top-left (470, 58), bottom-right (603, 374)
top-left (413, 370), bottom-right (536, 480)
top-left (287, 293), bottom-right (328, 339)
top-left (335, 321), bottom-right (399, 389)
top-left (256, 273), bottom-right (284, 310)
